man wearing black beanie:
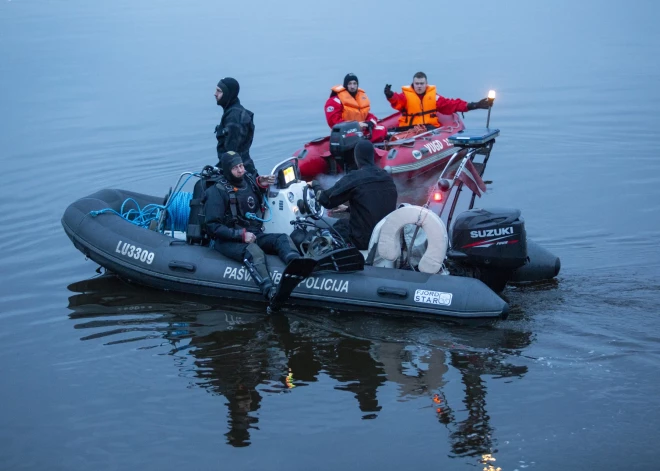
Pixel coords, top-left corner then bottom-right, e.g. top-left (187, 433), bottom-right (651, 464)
top-left (204, 151), bottom-right (301, 301)
top-left (325, 73), bottom-right (385, 142)
top-left (214, 77), bottom-right (259, 176)
top-left (343, 73), bottom-right (359, 89)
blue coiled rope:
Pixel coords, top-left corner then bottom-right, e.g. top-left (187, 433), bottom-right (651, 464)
top-left (89, 172), bottom-right (274, 233)
top-left (165, 191), bottom-right (193, 231)
top-left (90, 173), bottom-right (197, 234)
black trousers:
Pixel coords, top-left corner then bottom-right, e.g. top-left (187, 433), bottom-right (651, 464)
top-left (214, 233), bottom-right (298, 264)
top-left (213, 233), bottom-right (299, 295)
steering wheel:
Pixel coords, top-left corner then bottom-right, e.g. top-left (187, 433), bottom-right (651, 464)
top-left (302, 185), bottom-right (324, 219)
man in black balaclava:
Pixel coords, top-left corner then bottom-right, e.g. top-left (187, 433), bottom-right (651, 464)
top-left (204, 151), bottom-right (301, 300)
top-left (325, 73), bottom-right (386, 143)
top-left (343, 73), bottom-right (359, 96)
top-left (214, 77), bottom-right (259, 176)
top-left (311, 140), bottom-right (398, 250)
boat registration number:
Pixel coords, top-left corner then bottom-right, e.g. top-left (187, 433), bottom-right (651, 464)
top-left (423, 138), bottom-right (450, 154)
top-left (414, 289), bottom-right (453, 306)
top-left (115, 240), bottom-right (155, 264)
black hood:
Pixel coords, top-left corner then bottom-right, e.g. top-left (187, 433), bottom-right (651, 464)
top-left (343, 73), bottom-right (358, 97)
top-left (220, 151), bottom-right (244, 184)
top-left (354, 139), bottom-right (375, 168)
top-left (343, 73), bottom-right (358, 88)
top-left (217, 77), bottom-right (241, 109)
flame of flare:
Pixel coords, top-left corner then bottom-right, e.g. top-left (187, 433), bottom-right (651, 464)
top-left (481, 454), bottom-right (501, 471)
top-left (285, 369), bottom-right (296, 389)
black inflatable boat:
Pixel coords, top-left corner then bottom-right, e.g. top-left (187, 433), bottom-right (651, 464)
top-left (62, 185), bottom-right (513, 319)
top-left (61, 130), bottom-right (559, 320)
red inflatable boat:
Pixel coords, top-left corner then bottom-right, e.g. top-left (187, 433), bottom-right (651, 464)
top-left (293, 111), bottom-right (466, 181)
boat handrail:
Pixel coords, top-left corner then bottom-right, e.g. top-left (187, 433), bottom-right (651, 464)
top-left (376, 115), bottom-right (463, 148)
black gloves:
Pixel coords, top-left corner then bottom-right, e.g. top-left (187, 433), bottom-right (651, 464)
top-left (384, 84), bottom-right (393, 99)
top-left (467, 98), bottom-right (491, 110)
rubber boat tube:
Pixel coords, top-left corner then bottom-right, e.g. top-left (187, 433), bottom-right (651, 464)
top-left (510, 239), bottom-right (561, 283)
top-left (61, 189), bottom-right (508, 320)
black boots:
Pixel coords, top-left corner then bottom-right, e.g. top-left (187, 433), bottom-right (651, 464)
top-left (243, 258), bottom-right (274, 300)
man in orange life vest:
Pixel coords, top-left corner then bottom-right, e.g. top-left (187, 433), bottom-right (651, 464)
top-left (325, 73), bottom-right (386, 142)
top-left (384, 71), bottom-right (491, 128)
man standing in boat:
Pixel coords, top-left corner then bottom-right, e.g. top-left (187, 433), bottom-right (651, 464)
top-left (325, 73), bottom-right (387, 142)
top-left (310, 140), bottom-right (397, 250)
top-left (384, 72), bottom-right (491, 128)
top-left (214, 77), bottom-right (259, 176)
top-left (204, 151), bottom-right (300, 300)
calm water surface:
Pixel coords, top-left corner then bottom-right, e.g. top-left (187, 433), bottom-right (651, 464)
top-left (1, 0), bottom-right (660, 469)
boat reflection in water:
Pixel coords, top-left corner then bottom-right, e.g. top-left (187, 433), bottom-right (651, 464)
top-left (67, 274), bottom-right (531, 455)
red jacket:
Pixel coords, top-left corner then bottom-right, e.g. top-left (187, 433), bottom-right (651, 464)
top-left (325, 93), bottom-right (378, 128)
top-left (388, 85), bottom-right (469, 126)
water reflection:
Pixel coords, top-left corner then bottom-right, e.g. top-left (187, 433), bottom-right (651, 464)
top-left (67, 275), bottom-right (531, 455)
top-left (445, 339), bottom-right (527, 457)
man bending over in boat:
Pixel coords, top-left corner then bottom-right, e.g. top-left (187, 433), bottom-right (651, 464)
top-left (204, 151), bottom-right (300, 300)
top-left (325, 73), bottom-right (387, 142)
top-left (214, 77), bottom-right (259, 176)
top-left (384, 71), bottom-right (491, 128)
top-left (310, 140), bottom-right (398, 250)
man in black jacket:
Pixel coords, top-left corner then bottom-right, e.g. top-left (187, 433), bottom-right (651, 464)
top-left (214, 77), bottom-right (258, 176)
top-left (204, 152), bottom-right (300, 299)
top-left (311, 140), bottom-right (398, 250)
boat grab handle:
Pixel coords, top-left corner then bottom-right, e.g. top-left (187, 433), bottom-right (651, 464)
top-left (168, 261), bottom-right (196, 272)
top-left (377, 287), bottom-right (408, 298)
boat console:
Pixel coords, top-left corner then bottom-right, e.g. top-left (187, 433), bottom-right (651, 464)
top-left (272, 158), bottom-right (301, 190)
top-left (264, 159), bottom-right (324, 235)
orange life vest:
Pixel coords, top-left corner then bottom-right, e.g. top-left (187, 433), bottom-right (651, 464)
top-left (331, 85), bottom-right (371, 122)
top-left (398, 85), bottom-right (440, 127)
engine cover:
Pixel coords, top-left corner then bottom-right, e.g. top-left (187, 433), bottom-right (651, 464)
top-left (329, 121), bottom-right (363, 157)
top-left (449, 208), bottom-right (527, 269)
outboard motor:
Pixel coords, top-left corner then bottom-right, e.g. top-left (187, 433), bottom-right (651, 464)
top-left (447, 208), bottom-right (527, 292)
top-left (328, 121), bottom-right (363, 173)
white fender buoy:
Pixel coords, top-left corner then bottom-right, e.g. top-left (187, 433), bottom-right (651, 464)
top-left (375, 206), bottom-right (448, 274)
